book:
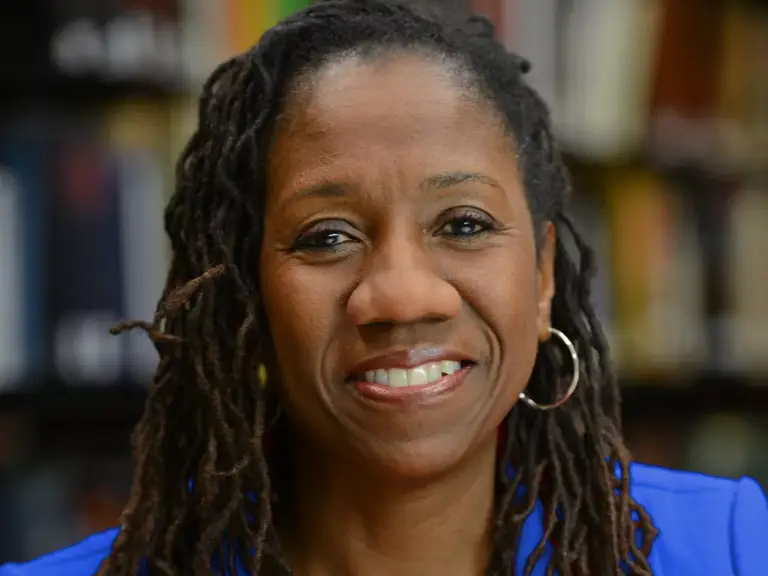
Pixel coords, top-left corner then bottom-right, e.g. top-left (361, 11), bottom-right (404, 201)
top-left (102, 101), bottom-right (170, 381)
top-left (556, 0), bottom-right (660, 159)
top-left (46, 115), bottom-right (126, 385)
top-left (604, 168), bottom-right (706, 375)
top-left (0, 120), bottom-right (49, 388)
top-left (724, 183), bottom-right (768, 376)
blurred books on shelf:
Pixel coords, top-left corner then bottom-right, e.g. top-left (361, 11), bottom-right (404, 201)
top-left (0, 0), bottom-right (766, 565)
top-left (0, 0), bottom-right (764, 398)
top-left (605, 168), bottom-right (707, 376)
top-left (47, 115), bottom-right (127, 385)
top-left (0, 106), bottom-right (171, 389)
top-left (0, 120), bottom-right (50, 390)
top-left (486, 0), bottom-right (768, 169)
top-left (725, 183), bottom-right (768, 376)
top-left (554, 0), bottom-right (661, 159)
top-left (0, 152), bottom-right (30, 387)
top-left (103, 101), bottom-right (170, 381)
top-left (179, 0), bottom-right (314, 84)
top-left (648, 0), bottom-right (768, 172)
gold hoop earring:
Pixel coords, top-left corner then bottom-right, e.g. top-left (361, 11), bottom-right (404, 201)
top-left (518, 327), bottom-right (580, 411)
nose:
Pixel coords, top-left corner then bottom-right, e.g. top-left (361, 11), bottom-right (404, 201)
top-left (346, 237), bottom-right (462, 326)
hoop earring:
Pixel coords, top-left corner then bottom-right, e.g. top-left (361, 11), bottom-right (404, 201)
top-left (518, 327), bottom-right (580, 411)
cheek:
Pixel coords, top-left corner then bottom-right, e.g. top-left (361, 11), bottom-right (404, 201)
top-left (494, 262), bottom-right (540, 337)
top-left (453, 245), bottom-right (540, 393)
top-left (260, 261), bottom-right (339, 382)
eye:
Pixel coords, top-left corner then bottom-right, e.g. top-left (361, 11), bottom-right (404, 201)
top-left (437, 209), bottom-right (495, 238)
top-left (290, 221), bottom-right (358, 252)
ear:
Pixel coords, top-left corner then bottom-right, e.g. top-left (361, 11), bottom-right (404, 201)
top-left (536, 222), bottom-right (556, 342)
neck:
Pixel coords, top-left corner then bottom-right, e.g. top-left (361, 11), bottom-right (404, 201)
top-left (283, 437), bottom-right (497, 576)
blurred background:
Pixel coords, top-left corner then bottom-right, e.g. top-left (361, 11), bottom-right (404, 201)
top-left (0, 0), bottom-right (767, 563)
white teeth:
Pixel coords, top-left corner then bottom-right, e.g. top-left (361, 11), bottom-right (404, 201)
top-left (389, 368), bottom-right (408, 387)
top-left (407, 366), bottom-right (428, 386)
top-left (359, 360), bottom-right (463, 387)
top-left (374, 369), bottom-right (388, 385)
top-left (440, 360), bottom-right (460, 375)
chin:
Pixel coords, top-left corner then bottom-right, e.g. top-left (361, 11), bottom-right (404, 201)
top-left (352, 432), bottom-right (487, 482)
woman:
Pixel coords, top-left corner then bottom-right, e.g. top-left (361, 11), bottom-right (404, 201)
top-left (3, 1), bottom-right (766, 574)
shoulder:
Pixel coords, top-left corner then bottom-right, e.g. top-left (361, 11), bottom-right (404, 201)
top-left (0, 528), bottom-right (118, 576)
top-left (628, 462), bottom-right (768, 575)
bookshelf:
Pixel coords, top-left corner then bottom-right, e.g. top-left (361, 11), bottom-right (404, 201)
top-left (0, 0), bottom-right (766, 564)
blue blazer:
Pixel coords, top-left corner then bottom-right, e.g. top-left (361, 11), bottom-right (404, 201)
top-left (2, 463), bottom-right (766, 575)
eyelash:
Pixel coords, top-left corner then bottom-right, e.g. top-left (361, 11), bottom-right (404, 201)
top-left (290, 227), bottom-right (356, 251)
top-left (290, 209), bottom-right (497, 252)
top-left (438, 209), bottom-right (496, 239)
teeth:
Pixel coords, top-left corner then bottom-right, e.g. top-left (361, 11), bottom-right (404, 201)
top-left (440, 360), bottom-right (460, 375)
top-left (360, 361), bottom-right (462, 387)
top-left (407, 366), bottom-right (428, 386)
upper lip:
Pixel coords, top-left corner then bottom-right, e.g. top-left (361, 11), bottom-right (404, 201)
top-left (346, 347), bottom-right (473, 376)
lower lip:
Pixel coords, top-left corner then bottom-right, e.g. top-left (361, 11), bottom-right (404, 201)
top-left (352, 365), bottom-right (472, 404)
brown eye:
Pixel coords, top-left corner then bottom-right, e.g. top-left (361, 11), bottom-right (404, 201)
top-left (437, 209), bottom-right (495, 239)
top-left (290, 220), bottom-right (358, 252)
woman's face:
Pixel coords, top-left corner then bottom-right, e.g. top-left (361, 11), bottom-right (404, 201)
top-left (260, 53), bottom-right (555, 477)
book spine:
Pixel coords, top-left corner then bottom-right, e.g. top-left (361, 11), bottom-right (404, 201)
top-left (0, 130), bottom-right (47, 386)
top-left (47, 120), bottom-right (126, 385)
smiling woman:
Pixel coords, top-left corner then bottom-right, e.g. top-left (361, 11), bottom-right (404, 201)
top-left (2, 1), bottom-right (766, 576)
top-left (262, 52), bottom-right (545, 485)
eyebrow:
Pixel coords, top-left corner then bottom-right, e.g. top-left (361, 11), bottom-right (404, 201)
top-left (289, 171), bottom-right (502, 201)
top-left (421, 171), bottom-right (503, 191)
top-left (289, 181), bottom-right (350, 201)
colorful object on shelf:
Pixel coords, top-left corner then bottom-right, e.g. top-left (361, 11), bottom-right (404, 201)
top-left (226, 0), bottom-right (312, 55)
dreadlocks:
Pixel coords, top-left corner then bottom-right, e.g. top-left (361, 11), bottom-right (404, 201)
top-left (98, 1), bottom-right (657, 574)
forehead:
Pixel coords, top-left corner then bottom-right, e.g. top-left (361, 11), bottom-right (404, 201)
top-left (268, 53), bottom-right (516, 197)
